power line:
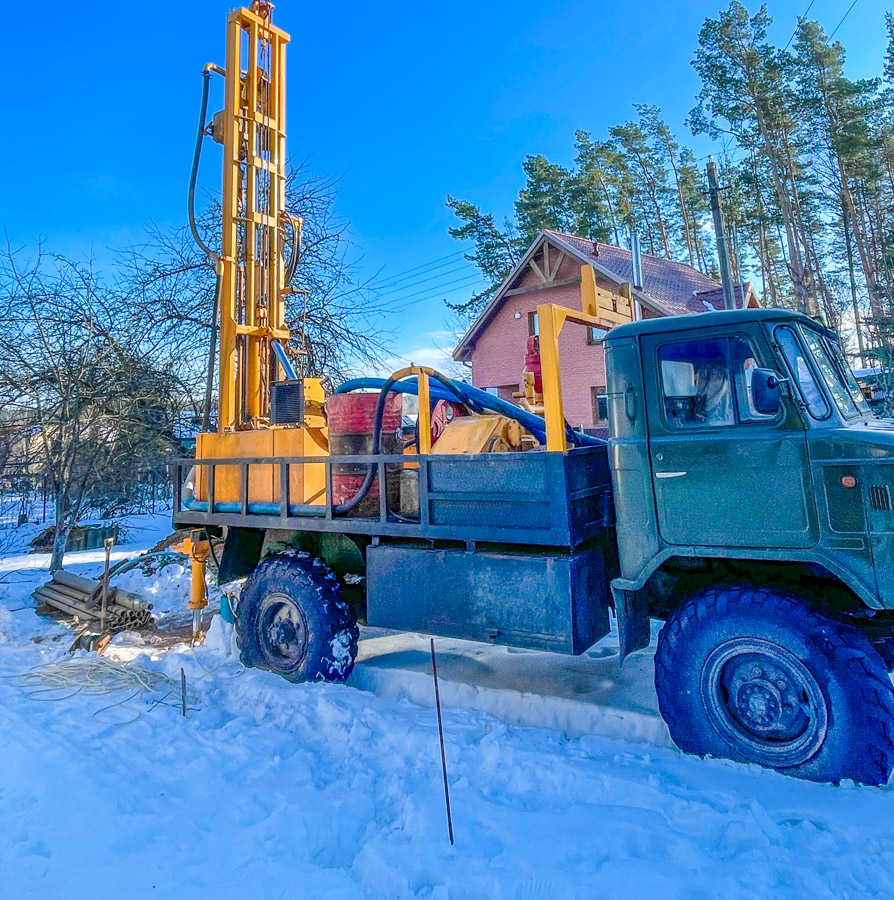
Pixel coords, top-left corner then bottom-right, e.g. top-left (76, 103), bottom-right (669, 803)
top-left (369, 249), bottom-right (467, 290)
top-left (375, 262), bottom-right (479, 298)
top-left (390, 275), bottom-right (486, 312)
top-left (829, 0), bottom-right (859, 39)
top-left (694, 149), bottom-right (746, 167)
top-left (332, 247), bottom-right (472, 304)
top-left (389, 273), bottom-right (486, 310)
top-left (783, 0), bottom-right (815, 51)
top-left (372, 255), bottom-right (469, 292)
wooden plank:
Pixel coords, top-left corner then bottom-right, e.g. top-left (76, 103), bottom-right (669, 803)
top-left (549, 251), bottom-right (566, 281)
top-left (592, 307), bottom-right (632, 326)
top-left (504, 276), bottom-right (581, 297)
top-left (528, 257), bottom-right (547, 284)
top-left (601, 298), bottom-right (632, 316)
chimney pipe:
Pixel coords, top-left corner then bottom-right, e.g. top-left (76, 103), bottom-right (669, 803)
top-left (631, 233), bottom-right (644, 290)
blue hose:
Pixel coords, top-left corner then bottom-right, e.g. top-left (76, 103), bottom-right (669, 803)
top-left (334, 377), bottom-right (604, 447)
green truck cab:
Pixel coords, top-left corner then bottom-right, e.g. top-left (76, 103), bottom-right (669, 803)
top-left (605, 307), bottom-right (894, 785)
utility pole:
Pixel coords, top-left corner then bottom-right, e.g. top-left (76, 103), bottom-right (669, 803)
top-left (730, 225), bottom-right (747, 308)
top-left (707, 160), bottom-right (736, 311)
top-left (843, 204), bottom-right (867, 368)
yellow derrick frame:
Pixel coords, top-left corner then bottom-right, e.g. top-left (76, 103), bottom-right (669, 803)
top-left (218, 4), bottom-right (291, 432)
top-left (538, 264), bottom-right (635, 452)
top-left (388, 366), bottom-right (434, 454)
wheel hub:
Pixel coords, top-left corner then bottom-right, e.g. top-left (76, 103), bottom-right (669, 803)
top-left (701, 637), bottom-right (828, 767)
top-left (738, 680), bottom-right (780, 728)
top-left (256, 591), bottom-right (309, 672)
top-left (268, 619), bottom-right (297, 646)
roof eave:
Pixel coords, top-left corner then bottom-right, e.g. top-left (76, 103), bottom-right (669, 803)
top-left (453, 231), bottom-right (674, 360)
top-left (453, 229), bottom-right (579, 360)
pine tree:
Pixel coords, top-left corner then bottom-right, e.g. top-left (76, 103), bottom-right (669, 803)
top-left (445, 196), bottom-right (523, 318)
top-left (692, 2), bottom-right (814, 314)
top-left (792, 19), bottom-right (883, 318)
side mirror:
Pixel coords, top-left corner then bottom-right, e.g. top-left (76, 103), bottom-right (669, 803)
top-left (751, 368), bottom-right (782, 416)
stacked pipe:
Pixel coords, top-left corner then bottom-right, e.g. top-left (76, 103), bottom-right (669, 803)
top-left (33, 571), bottom-right (155, 633)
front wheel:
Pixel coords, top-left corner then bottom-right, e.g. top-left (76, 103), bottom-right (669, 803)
top-left (236, 550), bottom-right (359, 683)
top-left (655, 585), bottom-right (894, 785)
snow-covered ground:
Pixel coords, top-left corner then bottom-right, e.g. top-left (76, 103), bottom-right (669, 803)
top-left (2, 513), bottom-right (894, 898)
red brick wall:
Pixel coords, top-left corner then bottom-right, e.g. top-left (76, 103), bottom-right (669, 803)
top-left (470, 256), bottom-right (615, 428)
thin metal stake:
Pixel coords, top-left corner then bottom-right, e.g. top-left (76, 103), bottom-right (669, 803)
top-left (430, 638), bottom-right (454, 846)
top-left (100, 536), bottom-right (114, 633)
top-left (181, 668), bottom-right (187, 718)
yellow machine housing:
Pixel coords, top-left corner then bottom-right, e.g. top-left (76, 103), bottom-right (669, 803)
top-left (434, 415), bottom-right (527, 455)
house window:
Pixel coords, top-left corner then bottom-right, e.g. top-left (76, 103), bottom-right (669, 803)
top-left (487, 384), bottom-right (520, 402)
top-left (592, 386), bottom-right (608, 424)
top-left (587, 326), bottom-right (609, 345)
top-left (528, 312), bottom-right (539, 337)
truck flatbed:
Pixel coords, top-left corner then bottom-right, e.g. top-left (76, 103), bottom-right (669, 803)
top-left (172, 445), bottom-right (614, 549)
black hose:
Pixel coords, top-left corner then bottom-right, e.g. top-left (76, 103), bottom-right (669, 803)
top-left (202, 273), bottom-right (221, 431)
top-left (332, 367), bottom-right (599, 516)
top-left (332, 370), bottom-right (481, 516)
top-left (283, 214), bottom-right (300, 287)
top-left (188, 70), bottom-right (219, 265)
top-left (330, 374), bottom-right (400, 515)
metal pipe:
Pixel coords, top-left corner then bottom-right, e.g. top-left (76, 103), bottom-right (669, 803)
top-left (40, 582), bottom-right (92, 604)
top-left (202, 274), bottom-right (222, 431)
top-left (52, 571), bottom-right (101, 593)
top-left (34, 589), bottom-right (95, 620)
top-left (51, 570), bottom-right (152, 611)
top-left (271, 340), bottom-right (298, 381)
top-left (101, 537), bottom-right (113, 633)
top-left (111, 592), bottom-right (153, 613)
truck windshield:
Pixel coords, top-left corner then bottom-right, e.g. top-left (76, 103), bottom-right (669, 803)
top-left (776, 326), bottom-right (830, 419)
top-left (800, 326), bottom-right (871, 419)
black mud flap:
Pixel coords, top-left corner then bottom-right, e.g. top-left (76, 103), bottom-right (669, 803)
top-left (611, 583), bottom-right (650, 663)
top-left (218, 527), bottom-right (264, 583)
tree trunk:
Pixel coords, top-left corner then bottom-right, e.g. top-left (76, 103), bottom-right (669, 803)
top-left (751, 103), bottom-right (812, 315)
top-left (670, 163), bottom-right (696, 268)
top-left (844, 202), bottom-right (867, 366)
top-left (833, 140), bottom-right (882, 317)
top-left (596, 173), bottom-right (620, 245)
top-left (49, 491), bottom-right (70, 572)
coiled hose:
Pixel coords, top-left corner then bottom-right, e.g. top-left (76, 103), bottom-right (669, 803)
top-left (188, 69), bottom-right (218, 265)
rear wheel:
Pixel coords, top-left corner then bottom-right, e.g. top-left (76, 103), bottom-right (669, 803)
top-left (236, 550), bottom-right (359, 683)
top-left (655, 585), bottom-right (894, 785)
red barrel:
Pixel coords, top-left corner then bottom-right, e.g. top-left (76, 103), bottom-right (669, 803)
top-left (327, 393), bottom-right (402, 517)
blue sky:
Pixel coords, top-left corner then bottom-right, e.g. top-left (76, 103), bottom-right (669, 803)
top-left (2, 0), bottom-right (889, 371)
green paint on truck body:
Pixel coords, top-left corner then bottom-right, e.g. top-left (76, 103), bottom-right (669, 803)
top-left (605, 308), bottom-right (892, 610)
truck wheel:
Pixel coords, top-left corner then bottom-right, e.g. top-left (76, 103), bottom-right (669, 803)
top-left (236, 550), bottom-right (359, 683)
top-left (655, 585), bottom-right (894, 785)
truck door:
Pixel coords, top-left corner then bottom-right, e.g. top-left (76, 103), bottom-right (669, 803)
top-left (642, 330), bottom-right (818, 550)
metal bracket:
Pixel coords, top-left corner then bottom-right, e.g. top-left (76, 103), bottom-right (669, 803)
top-left (611, 583), bottom-right (651, 663)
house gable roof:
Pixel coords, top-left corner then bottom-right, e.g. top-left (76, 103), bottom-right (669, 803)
top-left (453, 229), bottom-right (759, 361)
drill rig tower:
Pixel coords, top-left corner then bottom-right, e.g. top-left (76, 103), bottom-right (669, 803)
top-left (195, 1), bottom-right (327, 511)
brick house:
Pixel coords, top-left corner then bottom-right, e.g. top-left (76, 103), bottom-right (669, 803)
top-left (452, 229), bottom-right (760, 429)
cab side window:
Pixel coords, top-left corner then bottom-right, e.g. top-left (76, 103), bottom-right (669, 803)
top-left (658, 337), bottom-right (773, 429)
top-left (730, 337), bottom-right (777, 423)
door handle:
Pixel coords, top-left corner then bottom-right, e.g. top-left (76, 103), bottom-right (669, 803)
top-left (655, 471), bottom-right (687, 479)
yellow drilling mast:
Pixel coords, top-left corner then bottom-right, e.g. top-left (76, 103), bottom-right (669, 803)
top-left (216, 0), bottom-right (289, 431)
top-left (193, 0), bottom-right (328, 512)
